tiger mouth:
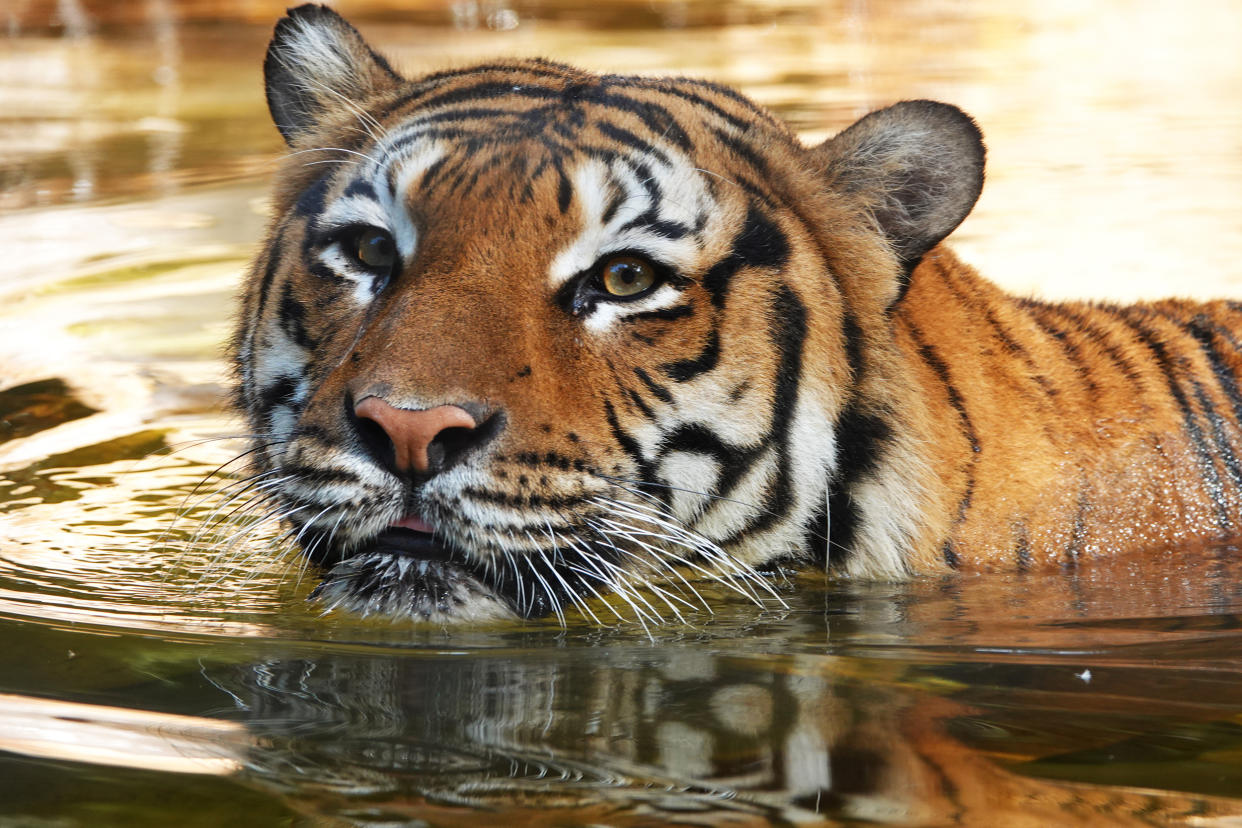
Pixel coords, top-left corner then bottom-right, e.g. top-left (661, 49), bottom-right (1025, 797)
top-left (305, 514), bottom-right (561, 622)
top-left (367, 525), bottom-right (455, 563)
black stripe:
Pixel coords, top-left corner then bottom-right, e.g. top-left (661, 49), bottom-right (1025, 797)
top-left (803, 496), bottom-right (830, 568)
top-left (1191, 378), bottom-right (1242, 495)
top-left (941, 540), bottom-right (960, 569)
top-left (307, 261), bottom-right (346, 285)
top-left (461, 486), bottom-right (588, 510)
top-left (625, 386), bottom-right (653, 418)
top-left (660, 329), bottom-right (720, 381)
top-left (402, 80), bottom-right (561, 117)
top-left (633, 367), bottom-right (673, 404)
top-left (1017, 298), bottom-right (1099, 396)
top-left (717, 284), bottom-right (808, 542)
top-left (827, 407), bottom-right (893, 564)
top-left (587, 91), bottom-right (693, 152)
top-left (595, 120), bottom-right (670, 166)
top-left (703, 204), bottom-right (790, 309)
top-left (709, 125), bottom-right (769, 175)
top-left (1047, 303), bottom-right (1147, 390)
top-left (940, 264), bottom-right (1059, 402)
top-left (294, 174), bottom-right (331, 218)
top-left (1065, 479), bottom-right (1090, 567)
top-left (658, 424), bottom-right (754, 496)
top-left (1115, 307), bottom-right (1232, 531)
top-left (251, 227), bottom-right (285, 340)
top-left (906, 321), bottom-right (978, 539)
top-left (341, 179), bottom-right (376, 200)
top-left (278, 283), bottom-right (314, 350)
top-left (629, 304), bottom-right (693, 323)
top-left (419, 154), bottom-right (450, 189)
top-left (278, 465), bottom-right (360, 485)
top-left (642, 78), bottom-right (765, 134)
top-left (258, 375), bottom-right (299, 415)
top-left (1174, 311), bottom-right (1242, 433)
top-left (602, 398), bottom-right (662, 504)
top-left (414, 61), bottom-right (575, 90)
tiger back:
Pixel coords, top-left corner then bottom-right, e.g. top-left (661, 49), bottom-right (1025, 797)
top-left (230, 4), bottom-right (1242, 622)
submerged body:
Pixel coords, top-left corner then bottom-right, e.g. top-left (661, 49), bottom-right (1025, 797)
top-left (230, 5), bottom-right (1242, 622)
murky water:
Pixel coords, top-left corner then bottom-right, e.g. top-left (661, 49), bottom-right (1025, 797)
top-left (3, 1), bottom-right (1242, 824)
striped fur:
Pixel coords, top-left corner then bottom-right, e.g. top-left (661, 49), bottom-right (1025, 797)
top-left (227, 5), bottom-right (1242, 622)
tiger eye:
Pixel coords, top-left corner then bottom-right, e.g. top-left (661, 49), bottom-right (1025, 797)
top-left (601, 256), bottom-right (656, 297)
top-left (356, 228), bottom-right (395, 270)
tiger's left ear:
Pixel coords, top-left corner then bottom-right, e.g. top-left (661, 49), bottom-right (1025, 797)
top-left (264, 4), bottom-right (403, 145)
top-left (812, 100), bottom-right (985, 276)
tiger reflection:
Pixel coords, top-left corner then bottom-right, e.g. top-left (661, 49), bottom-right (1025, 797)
top-left (209, 645), bottom-right (1241, 826)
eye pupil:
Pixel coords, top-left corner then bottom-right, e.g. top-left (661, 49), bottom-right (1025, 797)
top-left (601, 255), bottom-right (656, 297)
top-left (356, 228), bottom-right (395, 270)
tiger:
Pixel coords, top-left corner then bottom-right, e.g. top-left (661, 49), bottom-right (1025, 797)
top-left (229, 3), bottom-right (1242, 624)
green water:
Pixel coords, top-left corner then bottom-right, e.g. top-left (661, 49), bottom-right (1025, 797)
top-left (4, 1), bottom-right (1242, 825)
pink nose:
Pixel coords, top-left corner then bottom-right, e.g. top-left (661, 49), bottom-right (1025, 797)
top-left (353, 397), bottom-right (478, 474)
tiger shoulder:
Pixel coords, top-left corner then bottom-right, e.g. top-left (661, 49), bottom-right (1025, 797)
top-left (229, 3), bottom-right (1242, 621)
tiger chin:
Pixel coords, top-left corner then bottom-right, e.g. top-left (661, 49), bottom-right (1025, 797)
top-left (230, 4), bottom-right (1242, 624)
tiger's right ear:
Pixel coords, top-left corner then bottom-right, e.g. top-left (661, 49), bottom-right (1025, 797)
top-left (811, 100), bottom-right (985, 278)
top-left (264, 4), bottom-right (403, 145)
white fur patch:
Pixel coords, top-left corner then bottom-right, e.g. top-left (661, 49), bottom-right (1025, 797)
top-left (582, 285), bottom-right (685, 333)
top-left (320, 195), bottom-right (390, 233)
top-left (659, 451), bottom-right (721, 523)
top-left (379, 142), bottom-right (445, 259)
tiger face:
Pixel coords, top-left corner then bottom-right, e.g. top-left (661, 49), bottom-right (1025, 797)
top-left (232, 5), bottom-right (985, 622)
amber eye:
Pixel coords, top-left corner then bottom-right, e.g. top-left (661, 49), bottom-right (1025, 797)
top-left (354, 228), bottom-right (396, 271)
top-left (600, 255), bottom-right (657, 298)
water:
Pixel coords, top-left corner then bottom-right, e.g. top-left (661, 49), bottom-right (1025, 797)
top-left (3, 1), bottom-right (1242, 824)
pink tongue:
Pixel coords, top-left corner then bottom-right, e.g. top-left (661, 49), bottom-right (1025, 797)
top-left (393, 515), bottom-right (434, 534)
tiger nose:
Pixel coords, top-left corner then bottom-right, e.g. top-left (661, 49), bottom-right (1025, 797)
top-left (353, 397), bottom-right (480, 475)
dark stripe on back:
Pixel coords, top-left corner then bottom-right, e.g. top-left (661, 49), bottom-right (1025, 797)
top-left (939, 262), bottom-right (1059, 402)
top-left (1016, 298), bottom-right (1099, 396)
top-left (1047, 303), bottom-right (1148, 391)
top-left (1113, 306), bottom-right (1233, 531)
top-left (1169, 310), bottom-right (1242, 435)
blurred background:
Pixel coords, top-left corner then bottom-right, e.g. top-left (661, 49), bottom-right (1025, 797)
top-left (4, 0), bottom-right (1242, 299)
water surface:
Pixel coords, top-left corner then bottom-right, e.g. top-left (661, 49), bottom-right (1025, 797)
top-left (3, 1), bottom-right (1242, 824)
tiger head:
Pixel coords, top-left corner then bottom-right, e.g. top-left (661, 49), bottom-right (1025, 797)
top-left (231, 4), bottom-right (984, 623)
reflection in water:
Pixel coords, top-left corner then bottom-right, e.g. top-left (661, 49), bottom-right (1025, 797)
top-left (205, 641), bottom-right (1242, 825)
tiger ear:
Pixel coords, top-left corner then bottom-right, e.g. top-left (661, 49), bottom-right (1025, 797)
top-left (813, 100), bottom-right (985, 274)
top-left (264, 4), bottom-right (403, 145)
